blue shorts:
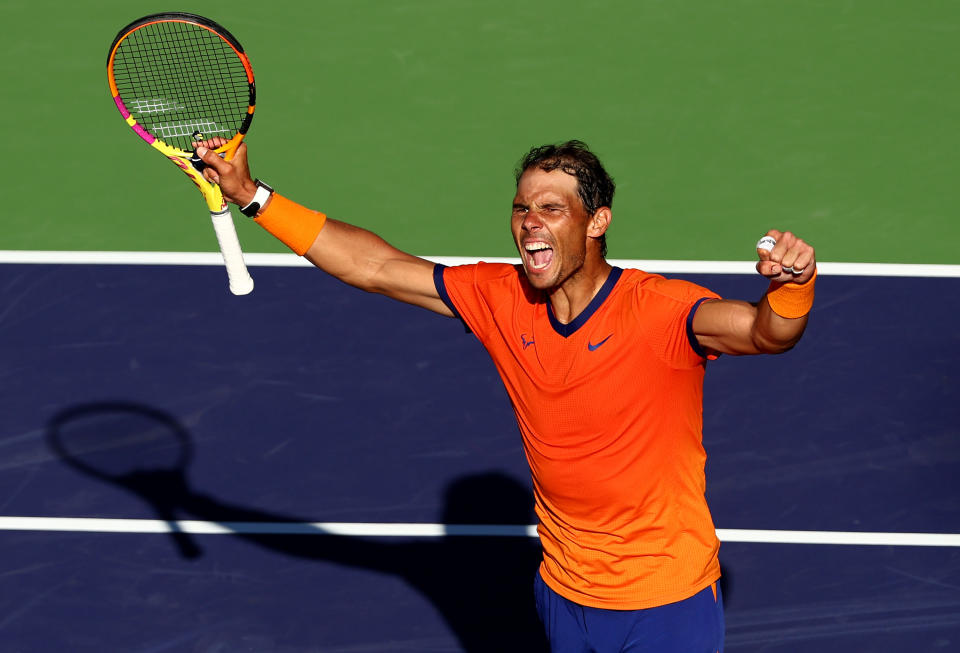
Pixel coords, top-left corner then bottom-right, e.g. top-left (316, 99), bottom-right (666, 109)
top-left (534, 572), bottom-right (724, 653)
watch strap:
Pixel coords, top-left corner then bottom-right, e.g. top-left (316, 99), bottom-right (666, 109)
top-left (240, 180), bottom-right (274, 217)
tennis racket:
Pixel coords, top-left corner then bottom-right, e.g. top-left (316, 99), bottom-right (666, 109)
top-left (107, 12), bottom-right (256, 295)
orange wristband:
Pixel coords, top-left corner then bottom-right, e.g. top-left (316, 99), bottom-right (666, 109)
top-left (253, 193), bottom-right (327, 256)
top-left (765, 270), bottom-right (816, 319)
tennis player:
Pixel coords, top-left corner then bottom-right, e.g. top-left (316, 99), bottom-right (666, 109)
top-left (197, 139), bottom-right (816, 653)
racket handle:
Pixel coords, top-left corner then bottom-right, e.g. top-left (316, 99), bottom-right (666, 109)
top-left (210, 208), bottom-right (255, 295)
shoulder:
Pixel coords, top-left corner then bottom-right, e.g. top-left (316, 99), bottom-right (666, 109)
top-left (436, 261), bottom-right (536, 331)
top-left (619, 269), bottom-right (720, 364)
top-left (476, 261), bottom-right (525, 283)
top-left (441, 261), bottom-right (527, 290)
top-left (438, 261), bottom-right (537, 310)
top-left (621, 268), bottom-right (720, 305)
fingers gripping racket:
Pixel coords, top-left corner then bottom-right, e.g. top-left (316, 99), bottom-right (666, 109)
top-left (107, 13), bottom-right (255, 295)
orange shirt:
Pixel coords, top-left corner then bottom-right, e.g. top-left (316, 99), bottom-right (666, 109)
top-left (436, 263), bottom-right (722, 610)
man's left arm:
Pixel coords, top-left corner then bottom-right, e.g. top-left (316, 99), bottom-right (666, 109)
top-left (693, 230), bottom-right (816, 356)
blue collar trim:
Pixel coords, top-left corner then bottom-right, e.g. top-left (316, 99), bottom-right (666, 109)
top-left (547, 267), bottom-right (623, 337)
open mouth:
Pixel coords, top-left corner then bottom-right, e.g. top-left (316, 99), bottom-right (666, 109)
top-left (524, 242), bottom-right (554, 271)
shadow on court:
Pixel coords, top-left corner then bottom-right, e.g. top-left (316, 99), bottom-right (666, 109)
top-left (46, 401), bottom-right (548, 652)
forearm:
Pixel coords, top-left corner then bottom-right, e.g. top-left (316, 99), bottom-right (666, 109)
top-left (302, 217), bottom-right (428, 293)
top-left (750, 298), bottom-right (810, 353)
top-left (254, 193), bottom-right (449, 313)
top-left (253, 192), bottom-right (409, 287)
top-left (750, 271), bottom-right (817, 353)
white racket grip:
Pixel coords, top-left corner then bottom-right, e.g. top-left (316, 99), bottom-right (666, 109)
top-left (210, 208), bottom-right (254, 295)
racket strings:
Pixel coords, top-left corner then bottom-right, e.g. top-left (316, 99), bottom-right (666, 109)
top-left (112, 20), bottom-right (251, 151)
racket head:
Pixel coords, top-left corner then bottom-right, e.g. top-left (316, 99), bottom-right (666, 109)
top-left (106, 12), bottom-right (255, 160)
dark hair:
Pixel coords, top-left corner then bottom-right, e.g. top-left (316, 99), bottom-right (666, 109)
top-left (515, 140), bottom-right (615, 257)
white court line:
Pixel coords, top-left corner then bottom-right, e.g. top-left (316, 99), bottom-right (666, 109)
top-left (0, 251), bottom-right (958, 277)
top-left (0, 517), bottom-right (958, 546)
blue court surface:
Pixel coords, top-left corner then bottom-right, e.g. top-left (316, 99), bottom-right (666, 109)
top-left (1, 262), bottom-right (958, 652)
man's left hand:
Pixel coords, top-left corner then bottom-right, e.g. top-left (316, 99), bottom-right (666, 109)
top-left (756, 230), bottom-right (816, 284)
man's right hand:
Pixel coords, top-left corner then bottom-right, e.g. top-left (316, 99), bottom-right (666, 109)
top-left (192, 138), bottom-right (258, 207)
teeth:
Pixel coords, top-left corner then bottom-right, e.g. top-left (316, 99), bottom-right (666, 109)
top-left (524, 241), bottom-right (553, 271)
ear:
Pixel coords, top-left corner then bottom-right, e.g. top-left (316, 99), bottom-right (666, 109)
top-left (587, 207), bottom-right (612, 238)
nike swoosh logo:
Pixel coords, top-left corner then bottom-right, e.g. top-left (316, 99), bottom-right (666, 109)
top-left (588, 334), bottom-right (613, 351)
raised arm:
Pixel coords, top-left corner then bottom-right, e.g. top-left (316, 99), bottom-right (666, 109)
top-left (196, 143), bottom-right (453, 317)
top-left (693, 230), bottom-right (816, 356)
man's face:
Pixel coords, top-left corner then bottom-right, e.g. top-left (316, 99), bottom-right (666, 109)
top-left (511, 168), bottom-right (594, 290)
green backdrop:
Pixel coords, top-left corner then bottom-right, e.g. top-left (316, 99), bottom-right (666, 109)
top-left (2, 0), bottom-right (956, 263)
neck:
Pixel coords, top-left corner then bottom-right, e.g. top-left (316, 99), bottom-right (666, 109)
top-left (546, 258), bottom-right (613, 324)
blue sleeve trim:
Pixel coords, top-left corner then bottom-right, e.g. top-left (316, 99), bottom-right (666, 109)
top-left (686, 297), bottom-right (714, 360)
top-left (433, 264), bottom-right (471, 332)
top-left (433, 264), bottom-right (458, 318)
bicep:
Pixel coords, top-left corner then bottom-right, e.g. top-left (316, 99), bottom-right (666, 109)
top-left (691, 298), bottom-right (764, 356)
top-left (372, 256), bottom-right (455, 317)
top-left (693, 297), bottom-right (807, 356)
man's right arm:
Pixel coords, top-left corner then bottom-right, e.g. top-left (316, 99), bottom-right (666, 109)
top-left (196, 142), bottom-right (454, 317)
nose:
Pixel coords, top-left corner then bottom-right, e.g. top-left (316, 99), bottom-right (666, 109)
top-left (521, 209), bottom-right (543, 232)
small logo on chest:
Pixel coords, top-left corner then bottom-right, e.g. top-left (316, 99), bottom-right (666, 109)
top-left (521, 333), bottom-right (535, 349)
top-left (588, 334), bottom-right (613, 351)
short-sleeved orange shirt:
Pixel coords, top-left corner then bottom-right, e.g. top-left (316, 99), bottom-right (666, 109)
top-left (435, 263), bottom-right (722, 610)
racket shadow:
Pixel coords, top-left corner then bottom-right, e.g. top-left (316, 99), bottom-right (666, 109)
top-left (45, 401), bottom-right (548, 653)
top-left (47, 401), bottom-right (201, 558)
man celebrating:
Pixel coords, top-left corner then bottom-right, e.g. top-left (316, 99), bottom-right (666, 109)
top-left (196, 139), bottom-right (816, 653)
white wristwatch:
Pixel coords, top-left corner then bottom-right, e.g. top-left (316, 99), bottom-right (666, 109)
top-left (240, 179), bottom-right (274, 217)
